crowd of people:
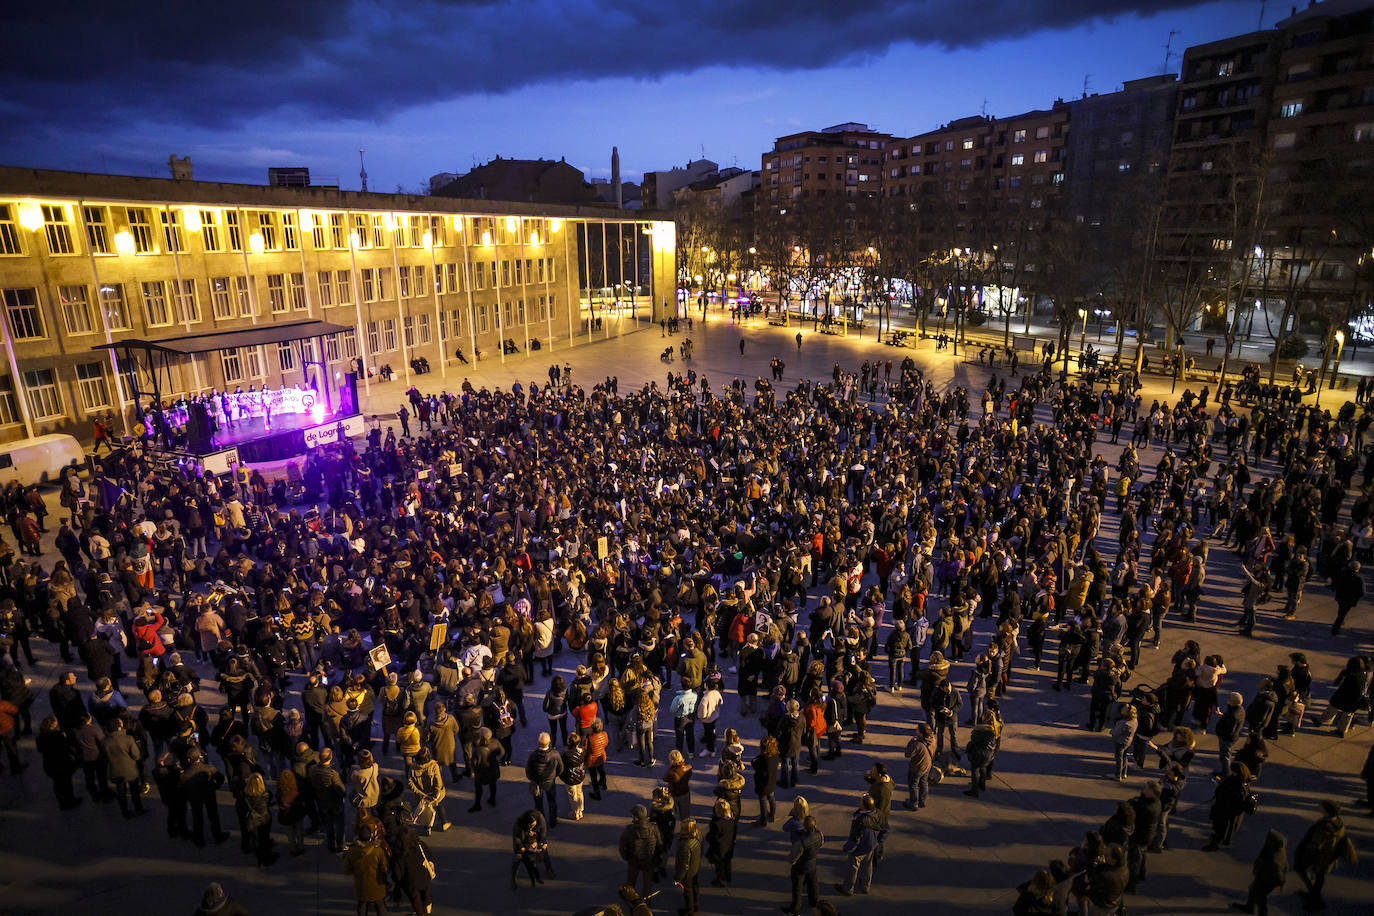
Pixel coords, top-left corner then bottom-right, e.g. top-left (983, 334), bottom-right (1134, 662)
top-left (0, 339), bottom-right (1371, 916)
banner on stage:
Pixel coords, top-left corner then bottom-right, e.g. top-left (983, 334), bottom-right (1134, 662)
top-left (303, 414), bottom-right (365, 449)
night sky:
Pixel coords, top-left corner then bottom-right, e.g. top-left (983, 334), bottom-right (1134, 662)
top-left (0, 1), bottom-right (1263, 193)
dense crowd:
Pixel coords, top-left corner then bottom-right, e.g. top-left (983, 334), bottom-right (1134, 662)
top-left (0, 347), bottom-right (1371, 916)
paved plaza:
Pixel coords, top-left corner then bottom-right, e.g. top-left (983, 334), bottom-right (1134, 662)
top-left (0, 315), bottom-right (1371, 916)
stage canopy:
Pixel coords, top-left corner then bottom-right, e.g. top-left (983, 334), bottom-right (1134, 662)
top-left (90, 319), bottom-right (352, 356)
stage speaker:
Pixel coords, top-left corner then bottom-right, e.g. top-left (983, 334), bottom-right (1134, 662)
top-left (339, 372), bottom-right (360, 416)
top-left (186, 402), bottom-right (212, 453)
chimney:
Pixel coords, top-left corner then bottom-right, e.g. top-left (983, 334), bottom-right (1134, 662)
top-left (611, 146), bottom-right (622, 209)
top-left (168, 155), bottom-right (192, 180)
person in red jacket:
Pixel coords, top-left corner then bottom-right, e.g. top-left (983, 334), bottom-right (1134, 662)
top-left (0, 699), bottom-right (25, 773)
top-left (133, 607), bottom-right (167, 659)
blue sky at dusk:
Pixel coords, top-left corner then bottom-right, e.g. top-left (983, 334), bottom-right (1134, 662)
top-left (0, 1), bottom-right (1263, 192)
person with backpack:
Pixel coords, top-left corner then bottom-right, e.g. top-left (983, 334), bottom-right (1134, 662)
top-left (834, 795), bottom-right (883, 896)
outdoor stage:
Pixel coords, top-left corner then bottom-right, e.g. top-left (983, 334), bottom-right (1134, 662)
top-left (203, 409), bottom-right (364, 463)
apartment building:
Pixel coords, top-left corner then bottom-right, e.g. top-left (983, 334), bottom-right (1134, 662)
top-left (761, 123), bottom-right (891, 208)
top-left (0, 167), bottom-right (674, 442)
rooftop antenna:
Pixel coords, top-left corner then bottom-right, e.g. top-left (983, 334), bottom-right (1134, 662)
top-left (1162, 29), bottom-right (1180, 76)
top-left (1258, 0), bottom-right (1267, 30)
top-left (1082, 74), bottom-right (1093, 98)
top-left (359, 149), bottom-right (368, 192)
top-left (981, 97), bottom-right (989, 117)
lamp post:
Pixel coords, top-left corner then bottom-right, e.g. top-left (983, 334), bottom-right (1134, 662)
top-left (1077, 307), bottom-right (1088, 370)
top-left (1331, 329), bottom-right (1346, 390)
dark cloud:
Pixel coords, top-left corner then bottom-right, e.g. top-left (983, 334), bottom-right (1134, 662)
top-left (0, 0), bottom-right (1212, 132)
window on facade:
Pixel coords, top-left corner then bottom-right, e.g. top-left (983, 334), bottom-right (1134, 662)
top-left (288, 273), bottom-right (306, 310)
top-left (141, 280), bottom-right (170, 326)
top-left (1034, 150), bottom-right (1048, 163)
top-left (361, 269), bottom-right (376, 302)
top-left (1013, 129), bottom-right (1026, 143)
top-left (75, 363), bottom-right (110, 412)
top-left (83, 206), bottom-right (110, 254)
top-left (1355, 123), bottom-right (1374, 143)
top-left (126, 208), bottom-right (155, 253)
top-left (43, 205), bottom-right (75, 254)
top-left (266, 274), bottom-right (287, 313)
top-left (377, 268), bottom-right (390, 300)
top-left (341, 329), bottom-right (359, 360)
top-left (0, 377), bottom-right (18, 426)
top-left (221, 348), bottom-right (243, 383)
top-left (100, 284), bottom-right (132, 330)
top-left (409, 216), bottom-right (423, 247)
top-left (257, 212), bottom-right (278, 249)
top-left (316, 271), bottom-right (334, 307)
top-left (23, 368), bottom-right (61, 419)
top-left (473, 264), bottom-right (485, 290)
top-left (160, 209), bottom-right (184, 253)
top-left (403, 316), bottom-right (415, 348)
top-left (418, 313), bottom-right (432, 345)
top-left (1035, 126), bottom-right (1050, 139)
top-left (1280, 101), bottom-right (1303, 118)
top-left (478, 304), bottom-right (489, 333)
top-left (312, 217), bottom-right (327, 250)
top-left (413, 264), bottom-right (426, 297)
top-left (352, 215), bottom-right (369, 248)
top-left (236, 277), bottom-right (254, 317)
top-left (429, 216), bottom-right (446, 248)
top-left (173, 279), bottom-right (198, 323)
top-left (225, 211), bottom-right (243, 251)
top-left (330, 213), bottom-right (347, 249)
top-left (398, 265), bottom-right (411, 298)
top-left (372, 215), bottom-right (386, 248)
top-left (0, 206), bottom-right (20, 255)
top-left (335, 270), bottom-right (352, 306)
top-left (58, 285), bottom-right (93, 335)
top-left (282, 212), bottom-right (298, 250)
top-left (382, 319), bottom-right (397, 351)
top-left (2, 288), bottom-right (45, 339)
top-left (200, 210), bottom-right (221, 251)
top-left (1273, 132), bottom-right (1297, 149)
top-left (244, 346), bottom-right (265, 378)
top-left (1011, 154), bottom-right (1024, 166)
top-left (210, 277), bottom-right (234, 319)
top-left (325, 333), bottom-right (341, 363)
top-left (501, 261), bottom-right (511, 286)
top-left (278, 341), bottom-right (295, 371)
top-left (367, 321), bottom-right (381, 354)
top-left (1216, 60), bottom-right (1235, 77)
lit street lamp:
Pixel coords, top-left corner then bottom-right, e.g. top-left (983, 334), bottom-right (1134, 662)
top-left (1077, 307), bottom-right (1088, 369)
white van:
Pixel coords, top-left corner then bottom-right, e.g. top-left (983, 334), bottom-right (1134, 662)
top-left (0, 434), bottom-right (85, 486)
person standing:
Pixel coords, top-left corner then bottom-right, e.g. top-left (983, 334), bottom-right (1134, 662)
top-left (1230, 829), bottom-right (1286, 916)
top-left (469, 727), bottom-right (503, 812)
top-left (705, 797), bottom-right (737, 887)
top-left (525, 732), bottom-right (563, 828)
top-left (101, 718), bottom-right (146, 818)
top-left (181, 748), bottom-right (231, 847)
top-left (674, 818), bottom-right (702, 916)
top-left (751, 736), bottom-right (780, 827)
top-left (1215, 693), bottom-right (1245, 778)
top-left (1203, 762), bottom-right (1254, 851)
top-left (902, 722), bottom-right (936, 810)
top-left (1294, 801), bottom-right (1358, 911)
top-left (1331, 560), bottom-right (1365, 635)
top-left (343, 816), bottom-right (391, 916)
top-left (560, 733), bottom-right (587, 821)
top-left (619, 804), bottom-right (663, 899)
top-left (309, 747), bottom-right (348, 853)
top-left (407, 748), bottom-right (450, 834)
top-left (784, 815), bottom-right (824, 916)
top-left (36, 715), bottom-right (80, 809)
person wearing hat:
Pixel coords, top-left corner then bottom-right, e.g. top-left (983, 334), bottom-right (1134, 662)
top-left (192, 882), bottom-right (250, 916)
top-left (1294, 800), bottom-right (1357, 910)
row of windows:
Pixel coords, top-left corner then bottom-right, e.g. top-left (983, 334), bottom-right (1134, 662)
top-left (0, 257), bottom-right (563, 341)
top-left (0, 204), bottom-right (581, 259)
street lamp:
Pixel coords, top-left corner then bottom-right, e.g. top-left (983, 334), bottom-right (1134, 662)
top-left (1332, 329), bottom-right (1347, 390)
top-left (1078, 307), bottom-right (1088, 370)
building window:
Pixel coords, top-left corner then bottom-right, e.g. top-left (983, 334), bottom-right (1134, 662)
top-left (83, 206), bottom-right (110, 254)
top-left (43, 205), bottom-right (76, 254)
top-left (473, 264), bottom-right (484, 290)
top-left (126, 207), bottom-right (155, 253)
top-left (341, 329), bottom-right (359, 360)
top-left (312, 217), bottom-right (327, 250)
top-left (352, 215), bottom-right (369, 248)
top-left (210, 277), bottom-right (234, 319)
top-left (22, 368), bottom-right (62, 419)
top-left (58, 285), bottom-right (94, 335)
top-left (1217, 60), bottom-right (1235, 77)
top-left (160, 209), bottom-right (184, 253)
top-left (398, 265), bottom-right (412, 298)
top-left (414, 264), bottom-right (426, 296)
top-left (257, 212), bottom-right (278, 249)
top-left (282, 212), bottom-right (298, 250)
top-left (1013, 129), bottom-right (1026, 143)
top-left (429, 216), bottom-right (446, 247)
top-left (335, 270), bottom-right (352, 306)
top-left (378, 268), bottom-right (391, 300)
top-left (409, 216), bottom-right (423, 247)
top-left (288, 273), bottom-right (307, 311)
top-left (141, 280), bottom-right (170, 327)
top-left (1355, 123), bottom-right (1374, 143)
top-left (0, 377), bottom-right (19, 425)
top-left (278, 341), bottom-right (295, 371)
top-left (3, 288), bottom-right (46, 339)
top-left (504, 301), bottom-right (513, 327)
top-left (100, 284), bottom-right (132, 330)
top-left (372, 215), bottom-right (386, 248)
top-left (317, 271), bottom-right (334, 307)
top-left (173, 279), bottom-right (199, 323)
top-left (1035, 126), bottom-right (1050, 139)
top-left (244, 345), bottom-right (265, 378)
top-left (367, 322), bottom-right (381, 354)
top-left (478, 304), bottom-right (489, 333)
top-left (361, 268), bottom-right (376, 302)
top-left (1011, 154), bottom-right (1024, 166)
top-left (221, 348), bottom-right (243, 384)
top-left (325, 333), bottom-right (341, 363)
top-left (0, 205), bottom-right (21, 256)
top-left (1034, 150), bottom-right (1048, 163)
top-left (266, 274), bottom-right (287, 313)
top-left (1280, 101), bottom-right (1303, 118)
top-left (200, 210), bottom-right (221, 251)
top-left (225, 210), bottom-right (243, 251)
top-left (501, 261), bottom-right (511, 286)
top-left (75, 363), bottom-right (111, 412)
top-left (236, 277), bottom-right (254, 317)
top-left (418, 313), bottom-right (432, 345)
top-left (382, 319), bottom-right (397, 351)
top-left (330, 213), bottom-right (347, 249)
top-left (403, 315), bottom-right (415, 348)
